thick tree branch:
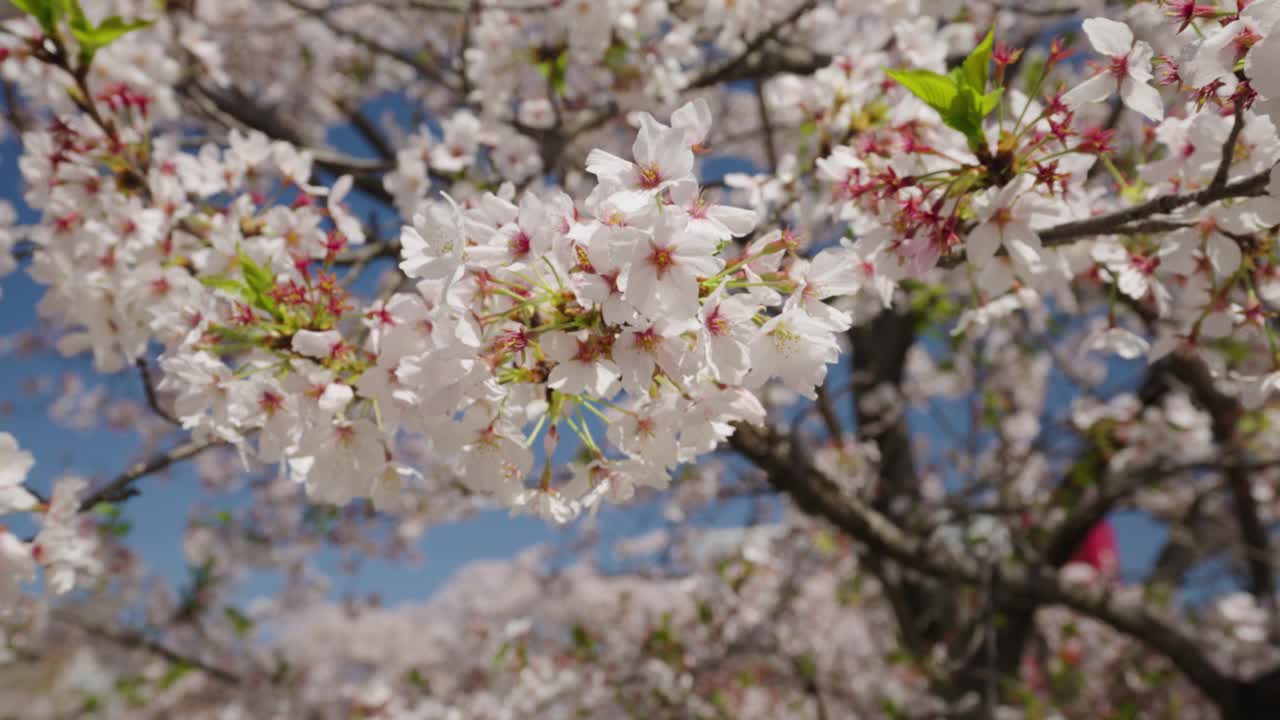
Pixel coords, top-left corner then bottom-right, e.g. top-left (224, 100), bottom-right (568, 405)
top-left (1147, 354), bottom-right (1275, 603)
top-left (1039, 165), bottom-right (1273, 247)
top-left (730, 422), bottom-right (1240, 711)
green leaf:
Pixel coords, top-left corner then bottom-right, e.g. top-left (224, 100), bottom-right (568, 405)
top-left (114, 676), bottom-right (146, 707)
top-left (157, 662), bottom-right (193, 691)
top-left (603, 43), bottom-right (628, 74)
top-left (237, 251), bottom-right (272, 295)
top-left (223, 606), bottom-right (254, 638)
top-left (204, 323), bottom-right (264, 348)
top-left (535, 48), bottom-right (568, 94)
top-left (69, 14), bottom-right (152, 57)
top-left (10, 0), bottom-right (63, 34)
top-left (946, 86), bottom-right (995, 152)
top-left (942, 87), bottom-right (981, 142)
top-left (962, 27), bottom-right (996, 93)
top-left (889, 29), bottom-right (1001, 153)
top-left (235, 247), bottom-right (282, 317)
top-left (8, 0), bottom-right (40, 17)
top-left (65, 0), bottom-right (90, 32)
top-left (980, 88), bottom-right (1004, 117)
top-left (200, 275), bottom-right (247, 296)
top-left (885, 68), bottom-right (957, 117)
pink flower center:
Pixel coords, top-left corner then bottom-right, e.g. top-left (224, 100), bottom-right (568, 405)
top-left (635, 416), bottom-right (657, 438)
top-left (335, 425), bottom-right (356, 446)
top-left (633, 327), bottom-right (660, 354)
top-left (1130, 253), bottom-right (1160, 276)
top-left (1107, 54), bottom-right (1129, 80)
top-left (705, 307), bottom-right (729, 336)
top-left (508, 231), bottom-right (532, 258)
top-left (573, 339), bottom-right (597, 364)
top-left (637, 164), bottom-right (663, 190)
top-left (259, 390), bottom-right (283, 416)
top-left (648, 245), bottom-right (676, 278)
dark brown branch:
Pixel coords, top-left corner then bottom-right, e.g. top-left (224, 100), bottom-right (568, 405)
top-left (282, 0), bottom-right (459, 90)
top-left (188, 82), bottom-right (398, 206)
top-left (339, 100), bottom-right (397, 162)
top-left (754, 79), bottom-right (779, 171)
top-left (1150, 353), bottom-right (1274, 601)
top-left (730, 422), bottom-right (1240, 712)
top-left (1039, 165), bottom-right (1272, 247)
top-left (136, 358), bottom-right (180, 426)
top-left (685, 0), bottom-right (822, 90)
top-left (1210, 99), bottom-right (1246, 193)
top-left (78, 438), bottom-right (224, 512)
top-left (57, 612), bottom-right (242, 686)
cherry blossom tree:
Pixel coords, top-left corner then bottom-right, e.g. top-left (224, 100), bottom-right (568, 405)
top-left (2, 0), bottom-right (1280, 716)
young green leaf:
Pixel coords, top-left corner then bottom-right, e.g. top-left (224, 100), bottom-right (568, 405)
top-left (200, 275), bottom-right (247, 296)
top-left (888, 66), bottom-right (995, 153)
top-left (237, 249), bottom-right (274, 297)
top-left (65, 0), bottom-right (90, 32)
top-left (980, 88), bottom-right (1004, 117)
top-left (961, 27), bottom-right (996, 93)
top-left (234, 246), bottom-right (283, 317)
top-left (70, 15), bottom-right (153, 58)
top-left (535, 48), bottom-right (569, 94)
top-left (884, 68), bottom-right (958, 117)
top-left (943, 86), bottom-right (987, 151)
top-left (10, 0), bottom-right (62, 35)
top-left (223, 606), bottom-right (255, 637)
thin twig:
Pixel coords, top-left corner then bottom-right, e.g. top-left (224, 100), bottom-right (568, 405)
top-left (78, 438), bottom-right (225, 512)
top-left (136, 359), bottom-right (180, 426)
top-left (1210, 100), bottom-right (1246, 193)
top-left (56, 612), bottom-right (242, 685)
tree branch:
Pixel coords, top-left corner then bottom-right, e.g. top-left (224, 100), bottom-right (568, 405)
top-left (1039, 165), bottom-right (1273, 247)
top-left (730, 422), bottom-right (1240, 712)
top-left (1210, 99), bottom-right (1246, 193)
top-left (136, 358), bottom-right (180, 426)
top-left (78, 438), bottom-right (225, 512)
top-left (56, 612), bottom-right (242, 686)
top-left (685, 0), bottom-right (823, 90)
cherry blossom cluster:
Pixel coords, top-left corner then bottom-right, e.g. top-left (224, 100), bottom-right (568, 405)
top-left (804, 3), bottom-right (1280, 410)
top-left (149, 100), bottom-right (881, 523)
top-left (0, 434), bottom-right (101, 614)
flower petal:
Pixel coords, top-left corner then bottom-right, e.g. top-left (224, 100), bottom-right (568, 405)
top-left (1082, 17), bottom-right (1133, 57)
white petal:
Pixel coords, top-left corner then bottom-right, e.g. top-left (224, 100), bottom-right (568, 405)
top-left (1063, 73), bottom-right (1115, 109)
top-left (1120, 78), bottom-right (1164, 122)
top-left (1005, 226), bottom-right (1045, 274)
top-left (585, 149), bottom-right (633, 180)
top-left (1208, 233), bottom-right (1242, 277)
top-left (966, 223), bottom-right (1001, 265)
top-left (708, 205), bottom-right (758, 236)
top-left (1248, 36), bottom-right (1280, 99)
top-left (292, 330), bottom-right (341, 358)
top-left (330, 174), bottom-right (352, 204)
top-left (1126, 42), bottom-right (1155, 83)
top-left (1082, 17), bottom-right (1133, 57)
